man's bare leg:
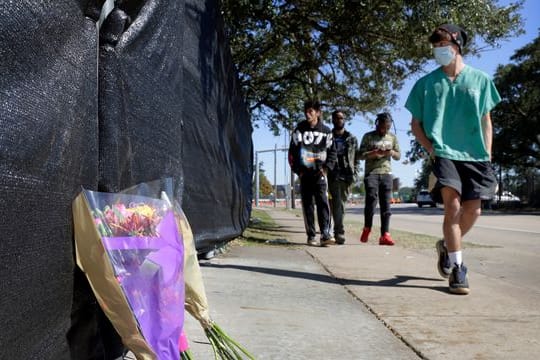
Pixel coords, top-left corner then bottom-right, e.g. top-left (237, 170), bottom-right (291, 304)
top-left (441, 187), bottom-right (462, 252)
top-left (459, 199), bottom-right (482, 237)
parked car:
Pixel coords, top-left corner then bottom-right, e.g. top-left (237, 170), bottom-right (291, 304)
top-left (491, 191), bottom-right (521, 209)
top-left (416, 190), bottom-right (436, 207)
top-left (498, 191), bottom-right (521, 203)
top-left (484, 191), bottom-right (522, 210)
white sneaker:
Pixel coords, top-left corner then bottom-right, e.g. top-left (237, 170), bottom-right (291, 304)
top-left (320, 237), bottom-right (335, 247)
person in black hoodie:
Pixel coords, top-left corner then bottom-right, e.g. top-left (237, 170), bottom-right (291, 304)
top-left (288, 99), bottom-right (337, 247)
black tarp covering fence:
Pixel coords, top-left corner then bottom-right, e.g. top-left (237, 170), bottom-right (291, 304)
top-left (182, 1), bottom-right (253, 252)
top-left (0, 0), bottom-right (252, 358)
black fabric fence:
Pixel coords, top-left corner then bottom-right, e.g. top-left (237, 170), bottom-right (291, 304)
top-left (0, 0), bottom-right (252, 358)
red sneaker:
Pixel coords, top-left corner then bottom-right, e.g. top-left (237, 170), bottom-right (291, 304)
top-left (360, 227), bottom-right (371, 243)
top-left (379, 232), bottom-right (395, 246)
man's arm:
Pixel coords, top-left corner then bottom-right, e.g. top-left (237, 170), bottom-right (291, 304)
top-left (482, 112), bottom-right (493, 160)
top-left (390, 135), bottom-right (401, 160)
top-left (410, 117), bottom-right (434, 156)
top-left (357, 135), bottom-right (368, 160)
top-left (288, 137), bottom-right (300, 175)
top-left (324, 132), bottom-right (337, 173)
top-left (358, 133), bottom-right (381, 160)
top-left (352, 136), bottom-right (361, 180)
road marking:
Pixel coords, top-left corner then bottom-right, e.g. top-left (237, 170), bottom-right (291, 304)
top-left (393, 214), bottom-right (540, 235)
top-left (474, 224), bottom-right (540, 235)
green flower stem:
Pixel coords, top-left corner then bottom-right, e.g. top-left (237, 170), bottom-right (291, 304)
top-left (180, 349), bottom-right (195, 360)
top-left (203, 322), bottom-right (256, 360)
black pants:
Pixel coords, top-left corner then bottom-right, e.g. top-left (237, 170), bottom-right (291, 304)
top-left (328, 177), bottom-right (352, 236)
top-left (364, 173), bottom-right (393, 235)
top-left (300, 173), bottom-right (331, 239)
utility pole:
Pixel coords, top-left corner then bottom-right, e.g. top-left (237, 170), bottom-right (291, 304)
top-left (274, 144), bottom-right (277, 207)
top-left (255, 151), bottom-right (260, 207)
top-left (254, 147), bottom-right (288, 207)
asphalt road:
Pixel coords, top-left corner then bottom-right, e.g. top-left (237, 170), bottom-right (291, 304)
top-left (347, 203), bottom-right (540, 293)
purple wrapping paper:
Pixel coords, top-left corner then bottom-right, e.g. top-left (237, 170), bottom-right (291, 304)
top-left (102, 211), bottom-right (184, 359)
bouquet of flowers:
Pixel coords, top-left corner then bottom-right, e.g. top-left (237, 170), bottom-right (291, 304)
top-left (73, 187), bottom-right (185, 360)
top-left (122, 179), bottom-right (255, 359)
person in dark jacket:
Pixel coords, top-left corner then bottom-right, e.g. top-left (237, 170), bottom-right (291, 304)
top-left (288, 99), bottom-right (337, 247)
top-left (328, 110), bottom-right (360, 245)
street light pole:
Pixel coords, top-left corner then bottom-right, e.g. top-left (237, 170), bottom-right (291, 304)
top-left (255, 151), bottom-right (260, 207)
top-left (274, 144), bottom-right (277, 207)
top-left (254, 147), bottom-right (288, 208)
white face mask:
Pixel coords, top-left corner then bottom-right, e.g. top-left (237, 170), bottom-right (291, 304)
top-left (433, 45), bottom-right (455, 66)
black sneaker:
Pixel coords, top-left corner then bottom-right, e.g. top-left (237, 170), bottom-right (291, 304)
top-left (436, 239), bottom-right (452, 278)
top-left (449, 263), bottom-right (470, 295)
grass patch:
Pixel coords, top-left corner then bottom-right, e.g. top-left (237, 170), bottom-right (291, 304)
top-left (343, 218), bottom-right (495, 249)
top-left (235, 207), bottom-right (495, 250)
top-left (341, 219), bottom-right (440, 249)
top-left (236, 209), bottom-right (299, 247)
top-left (247, 208), bottom-right (279, 231)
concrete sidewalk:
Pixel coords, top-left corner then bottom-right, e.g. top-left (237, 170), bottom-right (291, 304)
top-left (183, 208), bottom-right (539, 359)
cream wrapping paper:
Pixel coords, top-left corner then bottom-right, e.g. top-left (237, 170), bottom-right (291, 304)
top-left (73, 192), bottom-right (156, 359)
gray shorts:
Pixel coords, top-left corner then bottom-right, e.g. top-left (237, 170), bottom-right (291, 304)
top-left (431, 157), bottom-right (497, 203)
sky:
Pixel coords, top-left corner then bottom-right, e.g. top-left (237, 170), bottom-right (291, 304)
top-left (252, 0), bottom-right (539, 188)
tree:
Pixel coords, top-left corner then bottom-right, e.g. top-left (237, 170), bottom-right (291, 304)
top-left (492, 33), bottom-right (540, 171)
top-left (220, 0), bottom-right (524, 133)
top-left (398, 186), bottom-right (414, 203)
top-left (492, 32), bottom-right (540, 204)
top-left (253, 161), bottom-right (274, 197)
top-left (413, 159), bottom-right (432, 192)
top-left (351, 179), bottom-right (364, 196)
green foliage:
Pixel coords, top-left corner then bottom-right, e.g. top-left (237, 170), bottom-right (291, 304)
top-left (405, 132), bottom-right (429, 163)
top-left (220, 0), bottom-right (524, 132)
top-left (398, 186), bottom-right (414, 203)
top-left (492, 33), bottom-right (540, 171)
top-left (413, 159), bottom-right (432, 192)
top-left (352, 180), bottom-right (365, 196)
top-left (492, 32), bottom-right (540, 205)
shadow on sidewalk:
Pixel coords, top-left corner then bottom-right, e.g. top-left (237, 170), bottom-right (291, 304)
top-left (264, 226), bottom-right (306, 234)
top-left (201, 263), bottom-right (448, 293)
